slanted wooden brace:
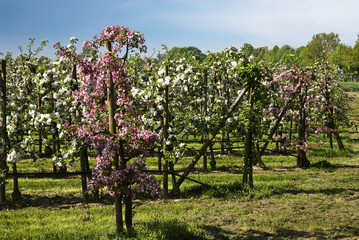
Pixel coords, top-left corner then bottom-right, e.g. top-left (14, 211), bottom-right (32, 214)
top-left (174, 86), bottom-right (249, 191)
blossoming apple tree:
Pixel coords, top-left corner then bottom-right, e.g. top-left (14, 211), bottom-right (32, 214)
top-left (55, 25), bottom-right (161, 233)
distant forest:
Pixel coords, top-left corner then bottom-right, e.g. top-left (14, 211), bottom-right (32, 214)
top-left (159, 32), bottom-right (359, 81)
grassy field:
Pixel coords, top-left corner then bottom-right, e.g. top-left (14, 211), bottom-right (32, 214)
top-left (1, 92), bottom-right (359, 239)
top-left (340, 81), bottom-right (359, 92)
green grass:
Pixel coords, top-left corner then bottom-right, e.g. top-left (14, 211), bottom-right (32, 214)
top-left (340, 81), bottom-right (359, 92)
top-left (1, 91), bottom-right (359, 239)
top-left (2, 153), bottom-right (359, 239)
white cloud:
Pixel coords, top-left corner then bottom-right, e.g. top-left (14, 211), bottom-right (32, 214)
top-left (161, 0), bottom-right (359, 47)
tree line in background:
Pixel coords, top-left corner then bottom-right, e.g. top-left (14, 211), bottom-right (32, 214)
top-left (158, 32), bottom-right (359, 81)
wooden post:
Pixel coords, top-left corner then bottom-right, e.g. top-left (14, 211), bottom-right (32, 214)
top-left (105, 41), bottom-right (123, 234)
top-left (0, 59), bottom-right (8, 204)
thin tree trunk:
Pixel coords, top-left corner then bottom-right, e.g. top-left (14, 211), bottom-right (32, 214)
top-left (157, 146), bottom-right (162, 171)
top-left (162, 66), bottom-right (169, 197)
top-left (72, 64), bottom-right (90, 200)
top-left (169, 161), bottom-right (180, 196)
top-left (124, 186), bottom-right (132, 231)
top-left (80, 146), bottom-right (88, 200)
top-left (243, 87), bottom-right (253, 187)
top-left (105, 41), bottom-right (124, 234)
top-left (297, 107), bottom-right (310, 168)
top-left (221, 131), bottom-right (225, 155)
top-left (11, 163), bottom-right (21, 200)
top-left (49, 75), bottom-right (58, 173)
top-left (202, 72), bottom-right (208, 170)
top-left (209, 143), bottom-right (216, 170)
top-left (329, 132), bottom-right (333, 149)
top-left (334, 131), bottom-right (345, 150)
top-left (0, 60), bottom-right (8, 204)
top-left (38, 95), bottom-right (42, 155)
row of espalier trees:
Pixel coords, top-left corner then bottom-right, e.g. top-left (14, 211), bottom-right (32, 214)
top-left (0, 26), bottom-right (351, 233)
top-left (126, 45), bottom-right (350, 188)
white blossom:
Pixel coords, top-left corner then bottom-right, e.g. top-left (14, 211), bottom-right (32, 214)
top-left (7, 150), bottom-right (22, 163)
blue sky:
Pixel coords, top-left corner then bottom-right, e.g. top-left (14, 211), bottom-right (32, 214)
top-left (1, 0), bottom-right (359, 58)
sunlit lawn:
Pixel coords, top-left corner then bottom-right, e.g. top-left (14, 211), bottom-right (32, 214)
top-left (1, 91), bottom-right (359, 239)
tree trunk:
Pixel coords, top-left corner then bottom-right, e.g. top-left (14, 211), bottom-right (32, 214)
top-left (11, 163), bottom-right (21, 200)
top-left (202, 137), bottom-right (207, 171)
top-left (202, 72), bottom-right (208, 170)
top-left (297, 107), bottom-right (310, 168)
top-left (162, 66), bottom-right (169, 197)
top-left (169, 161), bottom-right (180, 196)
top-left (328, 108), bottom-right (345, 151)
top-left (80, 146), bottom-right (88, 200)
top-left (334, 131), bottom-right (345, 151)
top-left (105, 41), bottom-right (124, 234)
top-left (221, 131), bottom-right (225, 155)
top-left (209, 143), bottom-right (216, 170)
top-left (242, 87), bottom-right (254, 188)
top-left (124, 188), bottom-right (132, 231)
top-left (38, 95), bottom-right (42, 155)
top-left (0, 60), bottom-right (8, 204)
top-left (157, 146), bottom-right (162, 171)
top-left (329, 132), bottom-right (333, 149)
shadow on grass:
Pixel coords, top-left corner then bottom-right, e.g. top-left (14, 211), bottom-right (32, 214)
top-left (310, 148), bottom-right (353, 158)
top-left (181, 181), bottom-right (280, 201)
top-left (278, 187), bottom-right (359, 196)
top-left (234, 226), bottom-right (359, 240)
top-left (134, 219), bottom-right (206, 240)
top-left (202, 225), bottom-right (237, 240)
top-left (0, 194), bottom-right (115, 210)
top-left (310, 160), bottom-right (359, 170)
top-left (181, 181), bottom-right (246, 199)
